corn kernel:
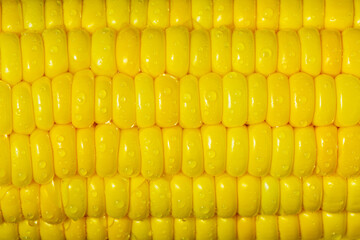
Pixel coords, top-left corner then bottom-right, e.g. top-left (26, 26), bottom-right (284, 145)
top-left (270, 125), bottom-right (294, 178)
top-left (0, 81), bottom-right (12, 135)
top-left (189, 29), bottom-right (211, 77)
top-left (148, 0), bottom-right (169, 28)
top-left (21, 32), bottom-right (45, 83)
top-left (0, 136), bottom-right (11, 186)
top-left (325, 0), bottom-right (353, 30)
top-left (141, 28), bottom-right (165, 77)
top-left (323, 176), bottom-right (347, 213)
top-left (10, 133), bottom-right (33, 187)
top-left (226, 126), bottom-right (248, 177)
top-left (128, 176), bottom-right (150, 220)
top-left (64, 218), bottom-right (86, 240)
top-left (87, 175), bottom-right (105, 218)
top-left (303, 175), bottom-right (323, 212)
top-left (45, 0), bottom-right (63, 28)
top-left (61, 176), bottom-right (87, 220)
top-left (166, 26), bottom-right (190, 78)
top-left (130, 0), bottom-right (148, 29)
top-left (150, 178), bottom-right (171, 218)
top-left (50, 125), bottom-right (77, 178)
top-left (192, 0), bottom-right (213, 29)
top-left (68, 29), bottom-right (91, 73)
top-left (2, 0), bottom-right (23, 33)
top-left (256, 215), bottom-right (279, 240)
top-left (30, 129), bottom-right (54, 184)
top-left (237, 175), bottom-right (260, 217)
top-left (95, 124), bottom-right (120, 178)
top-left (248, 122), bottom-right (272, 177)
top-left (217, 217), bottom-right (236, 240)
top-left (174, 218), bottom-right (195, 240)
top-left (232, 29), bottom-right (255, 75)
top-left (293, 126), bottom-right (316, 177)
top-left (116, 26), bottom-right (141, 77)
top-left (215, 174), bottom-right (237, 217)
top-left (106, 0), bottom-right (130, 30)
top-left (104, 175), bottom-right (129, 218)
top-left (76, 127), bottom-right (95, 177)
top-left (112, 73), bottom-right (136, 128)
top-left (196, 217), bottom-right (217, 239)
top-left (323, 211), bottom-right (347, 240)
top-left (321, 29), bottom-right (342, 76)
top-left (255, 29), bottom-right (277, 76)
top-left (261, 176), bottom-right (280, 215)
top-left (1, 33), bottom-right (22, 86)
top-left (163, 126), bottom-right (182, 175)
top-left (289, 72), bottom-right (315, 127)
top-left (280, 176), bottom-right (302, 215)
top-left (72, 70), bottom-right (95, 128)
top-left (182, 128), bottom-right (204, 177)
top-left (81, 0), bottom-right (106, 33)
top-left (256, 0), bottom-right (279, 29)
top-left (193, 174), bottom-right (215, 219)
top-left (266, 73), bottom-right (290, 127)
top-left (171, 174), bottom-right (193, 218)
top-left (40, 178), bottom-right (65, 224)
top-left (118, 128), bottom-right (141, 177)
top-left (155, 75), bottom-right (180, 127)
top-left (86, 217), bottom-right (107, 240)
top-left (179, 74), bottom-right (202, 128)
top-left (247, 73), bottom-right (267, 124)
top-left (139, 126), bottom-right (164, 179)
top-left (134, 73), bottom-right (155, 128)
top-left (303, 0), bottom-right (324, 29)
top-left (63, 0), bottom-right (82, 30)
top-left (279, 0), bottom-right (302, 30)
top-left (32, 77), bottom-right (54, 131)
top-left (277, 30), bottom-right (301, 75)
top-left (313, 74), bottom-right (336, 126)
top-left (170, 0), bottom-right (192, 29)
top-left (211, 26), bottom-right (232, 75)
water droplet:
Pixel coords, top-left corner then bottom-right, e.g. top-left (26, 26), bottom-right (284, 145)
top-left (62, 168), bottom-right (69, 175)
top-left (136, 191), bottom-right (143, 198)
top-left (18, 172), bottom-right (27, 181)
top-left (261, 48), bottom-right (272, 58)
top-left (39, 161), bottom-right (47, 169)
top-left (188, 160), bottom-right (197, 169)
top-left (208, 150), bottom-right (216, 158)
top-left (164, 88), bottom-right (172, 95)
top-left (183, 93), bottom-right (192, 101)
top-left (115, 200), bottom-right (125, 208)
top-left (69, 206), bottom-right (78, 214)
top-left (99, 143), bottom-right (106, 152)
top-left (79, 168), bottom-right (88, 176)
top-left (206, 91), bottom-right (217, 101)
top-left (326, 149), bottom-right (333, 155)
top-left (57, 135), bottom-right (64, 142)
top-left (98, 90), bottom-right (107, 99)
top-left (58, 148), bottom-right (66, 157)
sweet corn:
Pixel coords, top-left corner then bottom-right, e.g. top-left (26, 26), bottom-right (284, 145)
top-left (1, 1), bottom-right (360, 239)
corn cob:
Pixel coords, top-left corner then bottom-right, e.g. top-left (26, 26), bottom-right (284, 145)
top-left (1, 173), bottom-right (360, 223)
top-left (0, 26), bottom-right (359, 82)
top-left (2, 123), bottom-right (360, 186)
top-left (1, 0), bottom-right (360, 239)
top-left (2, 70), bottom-right (360, 134)
top-left (1, 0), bottom-right (360, 33)
top-left (0, 212), bottom-right (359, 240)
